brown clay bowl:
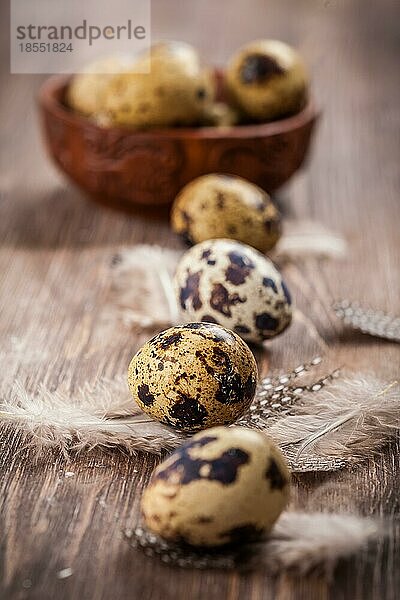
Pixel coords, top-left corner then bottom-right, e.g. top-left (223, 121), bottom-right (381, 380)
top-left (38, 73), bottom-right (319, 210)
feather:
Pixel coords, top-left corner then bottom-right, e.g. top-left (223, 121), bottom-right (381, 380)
top-left (2, 368), bottom-right (399, 470)
top-left (333, 299), bottom-right (400, 343)
top-left (268, 374), bottom-right (400, 461)
top-left (0, 378), bottom-right (185, 456)
top-left (242, 512), bottom-right (382, 575)
top-left (273, 219), bottom-right (348, 261)
top-left (109, 245), bottom-right (182, 329)
top-left (126, 512), bottom-right (382, 575)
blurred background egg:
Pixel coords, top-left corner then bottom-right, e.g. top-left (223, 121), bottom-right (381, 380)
top-left (128, 323), bottom-right (257, 431)
top-left (67, 55), bottom-right (133, 117)
top-left (171, 174), bottom-right (281, 253)
top-left (226, 39), bottom-right (309, 122)
top-left (174, 239), bottom-right (292, 344)
top-left (141, 426), bottom-right (290, 547)
top-left (103, 41), bottom-right (215, 128)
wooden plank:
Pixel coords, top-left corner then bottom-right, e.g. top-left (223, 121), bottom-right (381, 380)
top-left (1, 1), bottom-right (399, 598)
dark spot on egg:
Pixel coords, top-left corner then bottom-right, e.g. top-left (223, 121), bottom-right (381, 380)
top-left (265, 457), bottom-right (287, 490)
top-left (201, 248), bottom-right (216, 265)
top-left (179, 271), bottom-right (203, 310)
top-left (216, 192), bottom-right (225, 209)
top-left (195, 350), bottom-right (214, 375)
top-left (159, 331), bottom-right (183, 349)
top-left (264, 217), bottom-right (280, 234)
top-left (210, 283), bottom-right (246, 317)
top-left (196, 516), bottom-right (214, 524)
top-left (240, 53), bottom-right (284, 85)
top-left (245, 374), bottom-right (257, 400)
top-left (212, 345), bottom-right (230, 366)
top-left (174, 372), bottom-right (188, 384)
top-left (225, 251), bottom-right (255, 285)
top-left (137, 383), bottom-right (156, 407)
top-left (215, 371), bottom-right (246, 405)
top-left (234, 324), bottom-right (251, 334)
top-left (227, 225), bottom-right (238, 235)
top-left (220, 523), bottom-right (264, 544)
top-left (138, 102), bottom-right (151, 113)
top-left (156, 442), bottom-right (249, 484)
top-left (281, 280), bottom-right (292, 305)
top-left (168, 396), bottom-right (208, 429)
top-left (158, 362), bottom-right (164, 370)
top-left (181, 210), bottom-right (192, 226)
top-left (201, 315), bottom-right (218, 324)
top-left (262, 277), bottom-right (278, 293)
top-left (196, 87), bottom-right (206, 100)
top-left (255, 312), bottom-right (279, 334)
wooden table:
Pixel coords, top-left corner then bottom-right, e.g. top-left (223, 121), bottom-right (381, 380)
top-left (1, 1), bottom-right (399, 598)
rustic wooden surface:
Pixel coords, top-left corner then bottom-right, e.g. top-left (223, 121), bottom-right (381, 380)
top-left (1, 1), bottom-right (399, 598)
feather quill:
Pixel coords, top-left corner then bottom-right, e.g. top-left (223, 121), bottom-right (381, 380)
top-left (268, 374), bottom-right (400, 461)
top-left (127, 512), bottom-right (382, 575)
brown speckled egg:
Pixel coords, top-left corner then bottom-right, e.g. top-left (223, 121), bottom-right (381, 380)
top-left (226, 40), bottom-right (309, 122)
top-left (127, 323), bottom-right (257, 431)
top-left (171, 174), bottom-right (281, 253)
top-left (174, 239), bottom-right (292, 344)
top-left (104, 41), bottom-right (215, 128)
top-left (141, 426), bottom-right (290, 547)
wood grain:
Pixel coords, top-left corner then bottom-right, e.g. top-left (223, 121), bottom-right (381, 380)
top-left (1, 1), bottom-right (399, 599)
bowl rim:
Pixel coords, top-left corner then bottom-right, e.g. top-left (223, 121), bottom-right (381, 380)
top-left (38, 73), bottom-right (319, 140)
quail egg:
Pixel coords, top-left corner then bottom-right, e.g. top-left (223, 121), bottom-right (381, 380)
top-left (141, 426), bottom-right (290, 547)
top-left (127, 323), bottom-right (257, 431)
top-left (171, 174), bottom-right (281, 253)
top-left (67, 56), bottom-right (132, 117)
top-left (226, 40), bottom-right (309, 122)
top-left (104, 41), bottom-right (215, 128)
top-left (174, 239), bottom-right (292, 344)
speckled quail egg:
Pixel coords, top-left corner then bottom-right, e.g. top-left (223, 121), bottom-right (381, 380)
top-left (104, 41), bottom-right (215, 128)
top-left (174, 239), bottom-right (292, 344)
top-left (171, 174), bottom-right (281, 253)
top-left (67, 56), bottom-right (132, 117)
top-left (141, 426), bottom-right (290, 547)
top-left (226, 40), bottom-right (309, 122)
top-left (127, 323), bottom-right (257, 431)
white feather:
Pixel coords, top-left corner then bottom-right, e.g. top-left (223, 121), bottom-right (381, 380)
top-left (255, 512), bottom-right (382, 575)
top-left (2, 373), bottom-right (399, 469)
top-left (0, 378), bottom-right (184, 456)
top-left (268, 374), bottom-right (400, 460)
top-left (273, 220), bottom-right (348, 261)
top-left (109, 245), bottom-right (182, 328)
